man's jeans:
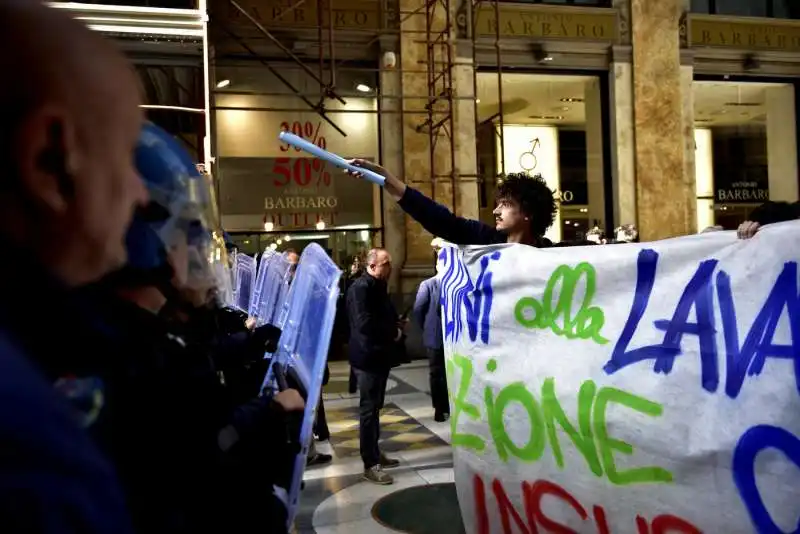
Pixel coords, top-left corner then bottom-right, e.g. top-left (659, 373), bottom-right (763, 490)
top-left (427, 348), bottom-right (449, 415)
top-left (354, 368), bottom-right (389, 469)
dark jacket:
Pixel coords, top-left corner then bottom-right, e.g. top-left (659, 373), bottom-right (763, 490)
top-left (346, 273), bottom-right (399, 373)
top-left (76, 289), bottom-right (291, 533)
top-left (414, 276), bottom-right (443, 350)
top-left (73, 291), bottom-right (230, 534)
top-left (398, 186), bottom-right (551, 247)
top-left (0, 243), bottom-right (134, 534)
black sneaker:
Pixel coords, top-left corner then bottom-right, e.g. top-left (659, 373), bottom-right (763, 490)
top-left (307, 453), bottom-right (333, 467)
top-left (434, 411), bottom-right (450, 422)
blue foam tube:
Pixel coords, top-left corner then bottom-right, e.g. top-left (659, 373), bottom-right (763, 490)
top-left (278, 131), bottom-right (386, 187)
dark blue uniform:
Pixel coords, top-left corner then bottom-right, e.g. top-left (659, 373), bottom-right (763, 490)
top-left (0, 244), bottom-right (133, 534)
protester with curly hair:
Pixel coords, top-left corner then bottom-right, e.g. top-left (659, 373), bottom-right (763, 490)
top-left (347, 162), bottom-right (556, 247)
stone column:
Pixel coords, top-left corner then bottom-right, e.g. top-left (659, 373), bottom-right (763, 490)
top-left (608, 58), bottom-right (636, 228)
top-left (398, 0), bottom-right (478, 297)
top-left (399, 0), bottom-right (434, 298)
top-left (585, 78), bottom-right (606, 228)
top-left (379, 39), bottom-right (407, 294)
top-left (453, 42), bottom-right (480, 222)
top-left (630, 0), bottom-right (695, 240)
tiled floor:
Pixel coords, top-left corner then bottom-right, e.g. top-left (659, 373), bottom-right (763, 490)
top-left (296, 360), bottom-right (456, 533)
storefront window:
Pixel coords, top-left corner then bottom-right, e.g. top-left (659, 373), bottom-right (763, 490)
top-left (693, 80), bottom-right (798, 231)
top-left (476, 72), bottom-right (608, 243)
top-left (691, 0), bottom-right (800, 19)
top-left (213, 62), bottom-right (381, 240)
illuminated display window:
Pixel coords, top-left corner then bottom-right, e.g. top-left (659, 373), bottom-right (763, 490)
top-left (476, 72), bottom-right (610, 243)
top-left (693, 80), bottom-right (799, 231)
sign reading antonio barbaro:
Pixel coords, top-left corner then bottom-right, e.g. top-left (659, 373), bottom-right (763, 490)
top-left (716, 180), bottom-right (769, 203)
top-left (217, 156), bottom-right (374, 231)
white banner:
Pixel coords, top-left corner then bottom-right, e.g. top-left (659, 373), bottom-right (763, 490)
top-left (440, 221), bottom-right (800, 534)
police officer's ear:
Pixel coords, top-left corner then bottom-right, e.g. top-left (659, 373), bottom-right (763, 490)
top-left (14, 108), bottom-right (78, 215)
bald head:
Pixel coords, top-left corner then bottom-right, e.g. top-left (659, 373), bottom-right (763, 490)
top-left (0, 1), bottom-right (148, 287)
top-left (366, 248), bottom-right (392, 281)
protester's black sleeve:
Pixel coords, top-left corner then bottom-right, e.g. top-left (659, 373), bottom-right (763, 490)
top-left (397, 186), bottom-right (505, 245)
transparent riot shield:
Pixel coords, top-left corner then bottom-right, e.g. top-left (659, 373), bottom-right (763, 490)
top-left (263, 243), bottom-right (342, 528)
top-left (233, 253), bottom-right (257, 313)
top-left (249, 249), bottom-right (275, 319)
top-left (250, 250), bottom-right (292, 327)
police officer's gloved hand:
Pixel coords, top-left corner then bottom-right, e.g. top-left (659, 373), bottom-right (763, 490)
top-left (272, 389), bottom-right (304, 413)
top-left (251, 323), bottom-right (282, 354)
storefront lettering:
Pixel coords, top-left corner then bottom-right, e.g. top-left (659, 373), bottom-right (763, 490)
top-left (264, 196), bottom-right (338, 210)
top-left (715, 182), bottom-right (768, 204)
top-left (265, 211), bottom-right (338, 228)
top-left (717, 189), bottom-right (769, 203)
top-left (228, 2), bottom-right (377, 30)
top-left (477, 10), bottom-right (615, 40)
top-left (557, 190), bottom-right (574, 203)
top-left (691, 19), bottom-right (800, 51)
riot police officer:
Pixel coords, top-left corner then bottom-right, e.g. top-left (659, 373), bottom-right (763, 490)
top-left (73, 123), bottom-right (301, 533)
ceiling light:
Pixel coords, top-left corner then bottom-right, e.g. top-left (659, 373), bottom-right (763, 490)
top-left (316, 220), bottom-right (326, 230)
top-left (216, 79), bottom-right (231, 89)
top-left (356, 83), bottom-right (371, 93)
top-left (264, 221), bottom-right (274, 231)
top-left (560, 98), bottom-right (584, 103)
top-left (475, 98), bottom-right (481, 104)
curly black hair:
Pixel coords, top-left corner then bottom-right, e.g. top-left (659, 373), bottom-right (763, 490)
top-left (496, 172), bottom-right (557, 237)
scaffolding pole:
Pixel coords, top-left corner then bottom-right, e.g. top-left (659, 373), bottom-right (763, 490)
top-left (416, 0), bottom-right (457, 212)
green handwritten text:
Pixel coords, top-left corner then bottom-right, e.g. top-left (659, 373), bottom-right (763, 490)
top-left (450, 353), bottom-right (673, 486)
top-left (514, 262), bottom-right (608, 344)
top-left (447, 353), bottom-right (486, 452)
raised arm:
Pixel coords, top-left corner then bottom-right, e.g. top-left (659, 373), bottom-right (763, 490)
top-left (347, 160), bottom-right (502, 245)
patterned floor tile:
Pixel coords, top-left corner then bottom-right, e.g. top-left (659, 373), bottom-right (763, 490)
top-left (327, 404), bottom-right (447, 458)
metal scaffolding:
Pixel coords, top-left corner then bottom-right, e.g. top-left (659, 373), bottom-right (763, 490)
top-left (414, 0), bottom-right (457, 210)
top-left (210, 0), bottom-right (463, 209)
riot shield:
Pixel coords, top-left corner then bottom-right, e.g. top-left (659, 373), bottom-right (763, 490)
top-left (250, 250), bottom-right (292, 327)
top-left (233, 253), bottom-right (257, 313)
top-left (249, 249), bottom-right (275, 319)
top-left (264, 243), bottom-right (342, 528)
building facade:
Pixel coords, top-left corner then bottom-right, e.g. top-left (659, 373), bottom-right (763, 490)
top-left (61, 0), bottom-right (800, 301)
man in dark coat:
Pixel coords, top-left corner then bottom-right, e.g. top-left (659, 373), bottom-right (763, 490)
top-left (346, 248), bottom-right (404, 485)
